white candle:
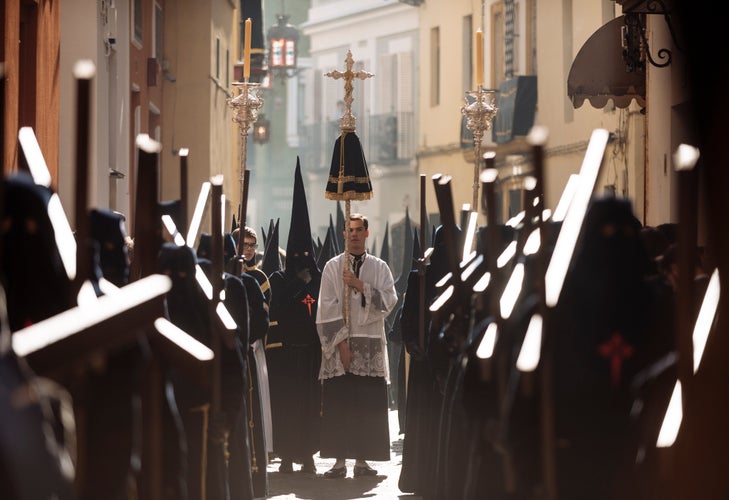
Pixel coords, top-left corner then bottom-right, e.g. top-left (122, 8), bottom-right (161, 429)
top-left (475, 29), bottom-right (483, 87)
top-left (244, 18), bottom-right (252, 80)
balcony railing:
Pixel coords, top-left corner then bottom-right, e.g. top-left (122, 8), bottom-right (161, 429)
top-left (299, 111), bottom-right (416, 171)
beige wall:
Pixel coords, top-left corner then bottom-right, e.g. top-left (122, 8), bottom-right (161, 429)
top-left (418, 0), bottom-right (649, 227)
top-left (160, 0), bottom-right (237, 234)
top-left (536, 0), bottom-right (626, 212)
top-left (302, 0), bottom-right (420, 242)
top-left (417, 0), bottom-right (481, 218)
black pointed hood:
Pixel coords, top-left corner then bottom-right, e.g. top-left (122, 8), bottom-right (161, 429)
top-left (159, 199), bottom-right (183, 234)
top-left (317, 221), bottom-right (338, 270)
top-left (328, 213), bottom-right (340, 254)
top-left (412, 228), bottom-right (421, 266)
top-left (90, 208), bottom-right (130, 287)
top-left (285, 158), bottom-right (319, 276)
top-left (335, 201), bottom-right (345, 253)
top-left (196, 231), bottom-right (235, 264)
top-left (394, 207), bottom-right (414, 294)
top-left (379, 221), bottom-right (390, 266)
top-left (2, 172), bottom-right (74, 331)
top-left (262, 218), bottom-right (275, 249)
top-left (261, 218), bottom-right (282, 276)
top-left (231, 213), bottom-right (238, 233)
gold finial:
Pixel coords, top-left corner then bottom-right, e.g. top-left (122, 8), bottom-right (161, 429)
top-left (324, 50), bottom-right (373, 132)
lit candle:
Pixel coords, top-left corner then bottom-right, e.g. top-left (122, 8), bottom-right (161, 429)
top-left (244, 18), bottom-right (252, 81)
top-left (475, 29), bottom-right (483, 87)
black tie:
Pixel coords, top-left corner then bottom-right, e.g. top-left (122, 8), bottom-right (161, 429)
top-left (352, 254), bottom-right (364, 278)
top-left (352, 254), bottom-right (366, 307)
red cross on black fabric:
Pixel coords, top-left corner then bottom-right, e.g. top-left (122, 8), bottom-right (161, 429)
top-left (597, 332), bottom-right (634, 387)
top-left (301, 293), bottom-right (316, 317)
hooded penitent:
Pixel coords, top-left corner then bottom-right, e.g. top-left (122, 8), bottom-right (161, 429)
top-left (90, 208), bottom-right (131, 288)
top-left (1, 172), bottom-right (74, 331)
top-left (265, 157), bottom-right (322, 469)
top-left (283, 158), bottom-right (319, 278)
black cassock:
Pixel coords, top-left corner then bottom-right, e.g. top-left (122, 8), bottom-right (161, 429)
top-left (238, 270), bottom-right (270, 497)
top-left (202, 232), bottom-right (270, 497)
top-left (266, 261), bottom-right (322, 466)
top-left (159, 245), bottom-right (253, 500)
top-left (398, 226), bottom-right (452, 498)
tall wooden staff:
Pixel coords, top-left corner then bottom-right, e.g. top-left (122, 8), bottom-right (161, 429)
top-left (417, 174), bottom-right (428, 352)
top-left (461, 28), bottom-right (497, 210)
top-left (228, 17), bottom-right (263, 259)
top-left (72, 60), bottom-right (94, 294)
top-left (210, 178), bottom-right (224, 416)
top-left (178, 148), bottom-right (189, 237)
top-left (324, 50), bottom-right (374, 326)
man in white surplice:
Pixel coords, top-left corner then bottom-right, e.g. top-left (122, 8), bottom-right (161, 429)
top-left (316, 213), bottom-right (398, 479)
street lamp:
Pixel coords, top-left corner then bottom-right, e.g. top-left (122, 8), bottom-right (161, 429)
top-left (252, 114), bottom-right (270, 144)
top-left (268, 14), bottom-right (299, 82)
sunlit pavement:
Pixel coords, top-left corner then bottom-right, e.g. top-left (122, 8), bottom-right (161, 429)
top-left (261, 410), bottom-right (422, 500)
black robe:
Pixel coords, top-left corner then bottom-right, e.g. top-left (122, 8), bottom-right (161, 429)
top-left (398, 226), bottom-right (451, 498)
top-left (238, 271), bottom-right (270, 497)
top-left (159, 245), bottom-right (243, 500)
top-left (265, 265), bottom-right (322, 463)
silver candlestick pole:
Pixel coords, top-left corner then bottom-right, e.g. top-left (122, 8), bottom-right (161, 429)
top-left (461, 86), bottom-right (498, 210)
top-left (227, 81), bottom-right (264, 212)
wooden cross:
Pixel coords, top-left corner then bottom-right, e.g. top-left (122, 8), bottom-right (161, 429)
top-left (325, 50), bottom-right (373, 132)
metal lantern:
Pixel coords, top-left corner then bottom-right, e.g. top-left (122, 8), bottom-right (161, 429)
top-left (268, 14), bottom-right (298, 71)
top-left (252, 114), bottom-right (270, 144)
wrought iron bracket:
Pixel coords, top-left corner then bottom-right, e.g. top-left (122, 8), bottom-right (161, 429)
top-left (622, 0), bottom-right (682, 69)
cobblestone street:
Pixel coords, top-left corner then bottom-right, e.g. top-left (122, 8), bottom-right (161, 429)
top-left (263, 410), bottom-right (421, 500)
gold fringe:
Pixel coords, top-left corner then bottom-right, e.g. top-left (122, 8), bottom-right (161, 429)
top-left (326, 175), bottom-right (372, 183)
top-left (325, 191), bottom-right (374, 201)
top-left (265, 342), bottom-right (283, 349)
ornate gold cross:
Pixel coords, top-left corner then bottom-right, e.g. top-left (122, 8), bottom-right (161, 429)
top-left (325, 50), bottom-right (373, 132)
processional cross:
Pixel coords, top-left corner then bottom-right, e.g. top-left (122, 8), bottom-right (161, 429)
top-left (323, 50), bottom-right (374, 327)
top-left (325, 50), bottom-right (373, 133)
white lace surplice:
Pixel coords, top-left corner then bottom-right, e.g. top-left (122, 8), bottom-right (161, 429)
top-left (316, 252), bottom-right (398, 382)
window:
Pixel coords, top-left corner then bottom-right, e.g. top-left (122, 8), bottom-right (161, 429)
top-left (430, 27), bottom-right (440, 107)
top-left (154, 3), bottom-right (163, 62)
top-left (490, 2), bottom-right (505, 87)
top-left (216, 37), bottom-right (220, 80)
top-left (132, 0), bottom-right (143, 46)
top-left (505, 0), bottom-right (515, 79)
top-left (527, 0), bottom-right (537, 74)
top-left (462, 15), bottom-right (473, 93)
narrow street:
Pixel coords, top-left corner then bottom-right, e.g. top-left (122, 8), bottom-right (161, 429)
top-left (264, 410), bottom-right (422, 500)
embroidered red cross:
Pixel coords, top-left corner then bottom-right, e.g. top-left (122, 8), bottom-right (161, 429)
top-left (301, 293), bottom-right (316, 317)
top-left (597, 332), bottom-right (634, 387)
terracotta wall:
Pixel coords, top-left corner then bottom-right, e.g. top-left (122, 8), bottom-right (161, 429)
top-left (2, 0), bottom-right (60, 182)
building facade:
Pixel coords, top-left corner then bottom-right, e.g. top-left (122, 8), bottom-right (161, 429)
top-left (301, 0), bottom-right (420, 259)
